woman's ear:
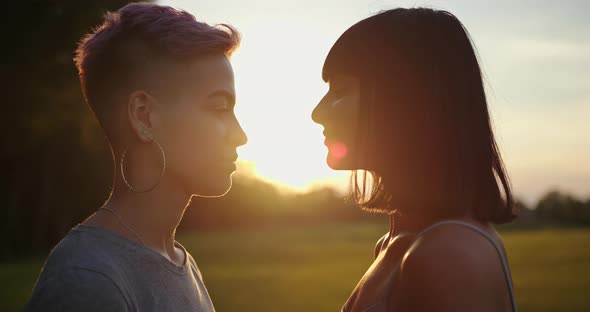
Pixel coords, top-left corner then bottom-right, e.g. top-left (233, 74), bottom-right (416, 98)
top-left (127, 90), bottom-right (157, 142)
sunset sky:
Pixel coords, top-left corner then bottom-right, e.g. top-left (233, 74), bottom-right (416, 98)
top-left (161, 0), bottom-right (589, 204)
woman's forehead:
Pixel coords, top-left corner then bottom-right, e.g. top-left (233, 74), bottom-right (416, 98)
top-left (174, 55), bottom-right (235, 94)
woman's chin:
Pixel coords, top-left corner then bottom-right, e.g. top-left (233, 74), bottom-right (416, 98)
top-left (327, 152), bottom-right (366, 170)
top-left (327, 155), bottom-right (352, 170)
top-left (191, 176), bottom-right (233, 198)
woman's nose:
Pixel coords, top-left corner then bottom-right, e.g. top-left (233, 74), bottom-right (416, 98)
top-left (312, 96), bottom-right (328, 125)
top-left (230, 117), bottom-right (248, 147)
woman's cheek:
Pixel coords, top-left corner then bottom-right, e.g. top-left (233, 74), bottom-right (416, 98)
top-left (198, 115), bottom-right (229, 148)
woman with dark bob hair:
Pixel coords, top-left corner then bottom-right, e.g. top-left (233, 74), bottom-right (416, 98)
top-left (312, 8), bottom-right (517, 312)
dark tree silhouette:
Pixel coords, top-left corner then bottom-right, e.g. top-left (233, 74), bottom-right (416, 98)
top-left (1, 0), bottom-right (368, 260)
top-left (535, 190), bottom-right (590, 225)
top-left (3, 1), bottom-right (148, 259)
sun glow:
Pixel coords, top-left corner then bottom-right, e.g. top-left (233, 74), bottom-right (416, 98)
top-left (160, 0), bottom-right (590, 202)
top-left (157, 1), bottom-right (366, 194)
top-left (226, 19), bottom-right (353, 192)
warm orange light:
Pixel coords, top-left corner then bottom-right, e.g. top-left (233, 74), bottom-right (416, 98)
top-left (329, 142), bottom-right (348, 160)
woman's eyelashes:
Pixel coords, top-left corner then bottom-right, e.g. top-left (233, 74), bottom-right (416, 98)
top-left (331, 79), bottom-right (354, 96)
top-left (209, 99), bottom-right (233, 115)
top-left (214, 106), bottom-right (232, 116)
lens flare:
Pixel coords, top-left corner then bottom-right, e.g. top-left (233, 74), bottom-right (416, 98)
top-left (328, 141), bottom-right (348, 160)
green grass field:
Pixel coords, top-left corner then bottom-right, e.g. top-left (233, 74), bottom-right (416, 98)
top-left (2, 223), bottom-right (589, 311)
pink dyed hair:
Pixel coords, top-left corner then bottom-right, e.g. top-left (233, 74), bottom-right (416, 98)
top-left (74, 3), bottom-right (240, 127)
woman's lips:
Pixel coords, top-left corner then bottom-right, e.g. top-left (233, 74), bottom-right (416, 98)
top-left (323, 133), bottom-right (333, 145)
top-left (220, 153), bottom-right (238, 171)
top-left (323, 130), bottom-right (339, 144)
top-left (324, 137), bottom-right (340, 146)
top-left (220, 160), bottom-right (237, 172)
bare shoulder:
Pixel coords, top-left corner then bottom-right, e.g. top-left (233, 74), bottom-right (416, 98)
top-left (407, 220), bottom-right (502, 261)
top-left (394, 221), bottom-right (511, 312)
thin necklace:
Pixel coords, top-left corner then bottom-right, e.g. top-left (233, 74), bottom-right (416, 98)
top-left (100, 206), bottom-right (147, 246)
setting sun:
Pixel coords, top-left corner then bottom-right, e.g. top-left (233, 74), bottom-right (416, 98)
top-left (224, 16), bottom-right (354, 192)
top-left (158, 1), bottom-right (374, 194)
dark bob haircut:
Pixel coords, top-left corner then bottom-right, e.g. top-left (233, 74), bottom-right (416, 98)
top-left (323, 8), bottom-right (516, 224)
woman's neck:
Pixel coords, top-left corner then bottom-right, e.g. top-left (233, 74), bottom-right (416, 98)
top-left (390, 212), bottom-right (430, 236)
top-left (389, 210), bottom-right (480, 237)
top-left (87, 178), bottom-right (190, 265)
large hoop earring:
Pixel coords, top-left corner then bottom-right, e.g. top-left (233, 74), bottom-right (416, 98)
top-left (120, 139), bottom-right (166, 193)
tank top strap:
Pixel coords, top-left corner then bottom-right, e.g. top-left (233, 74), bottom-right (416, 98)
top-left (414, 220), bottom-right (517, 312)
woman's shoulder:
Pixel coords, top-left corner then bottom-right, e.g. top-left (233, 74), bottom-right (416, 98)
top-left (403, 219), bottom-right (501, 265)
top-left (394, 219), bottom-right (509, 311)
top-left (27, 226), bottom-right (134, 311)
top-left (25, 265), bottom-right (131, 311)
top-left (40, 225), bottom-right (137, 281)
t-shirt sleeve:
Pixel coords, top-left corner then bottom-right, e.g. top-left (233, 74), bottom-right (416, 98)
top-left (24, 268), bottom-right (131, 312)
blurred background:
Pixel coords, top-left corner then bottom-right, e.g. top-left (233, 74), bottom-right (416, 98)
top-left (2, 0), bottom-right (589, 311)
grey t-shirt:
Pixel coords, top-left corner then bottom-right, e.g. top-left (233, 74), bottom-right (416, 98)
top-left (24, 224), bottom-right (216, 312)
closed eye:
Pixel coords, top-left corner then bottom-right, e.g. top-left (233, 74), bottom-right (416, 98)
top-left (213, 106), bottom-right (232, 116)
top-left (208, 89), bottom-right (236, 111)
top-left (209, 96), bottom-right (234, 115)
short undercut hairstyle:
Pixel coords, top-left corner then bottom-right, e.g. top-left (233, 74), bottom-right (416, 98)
top-left (74, 3), bottom-right (240, 133)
